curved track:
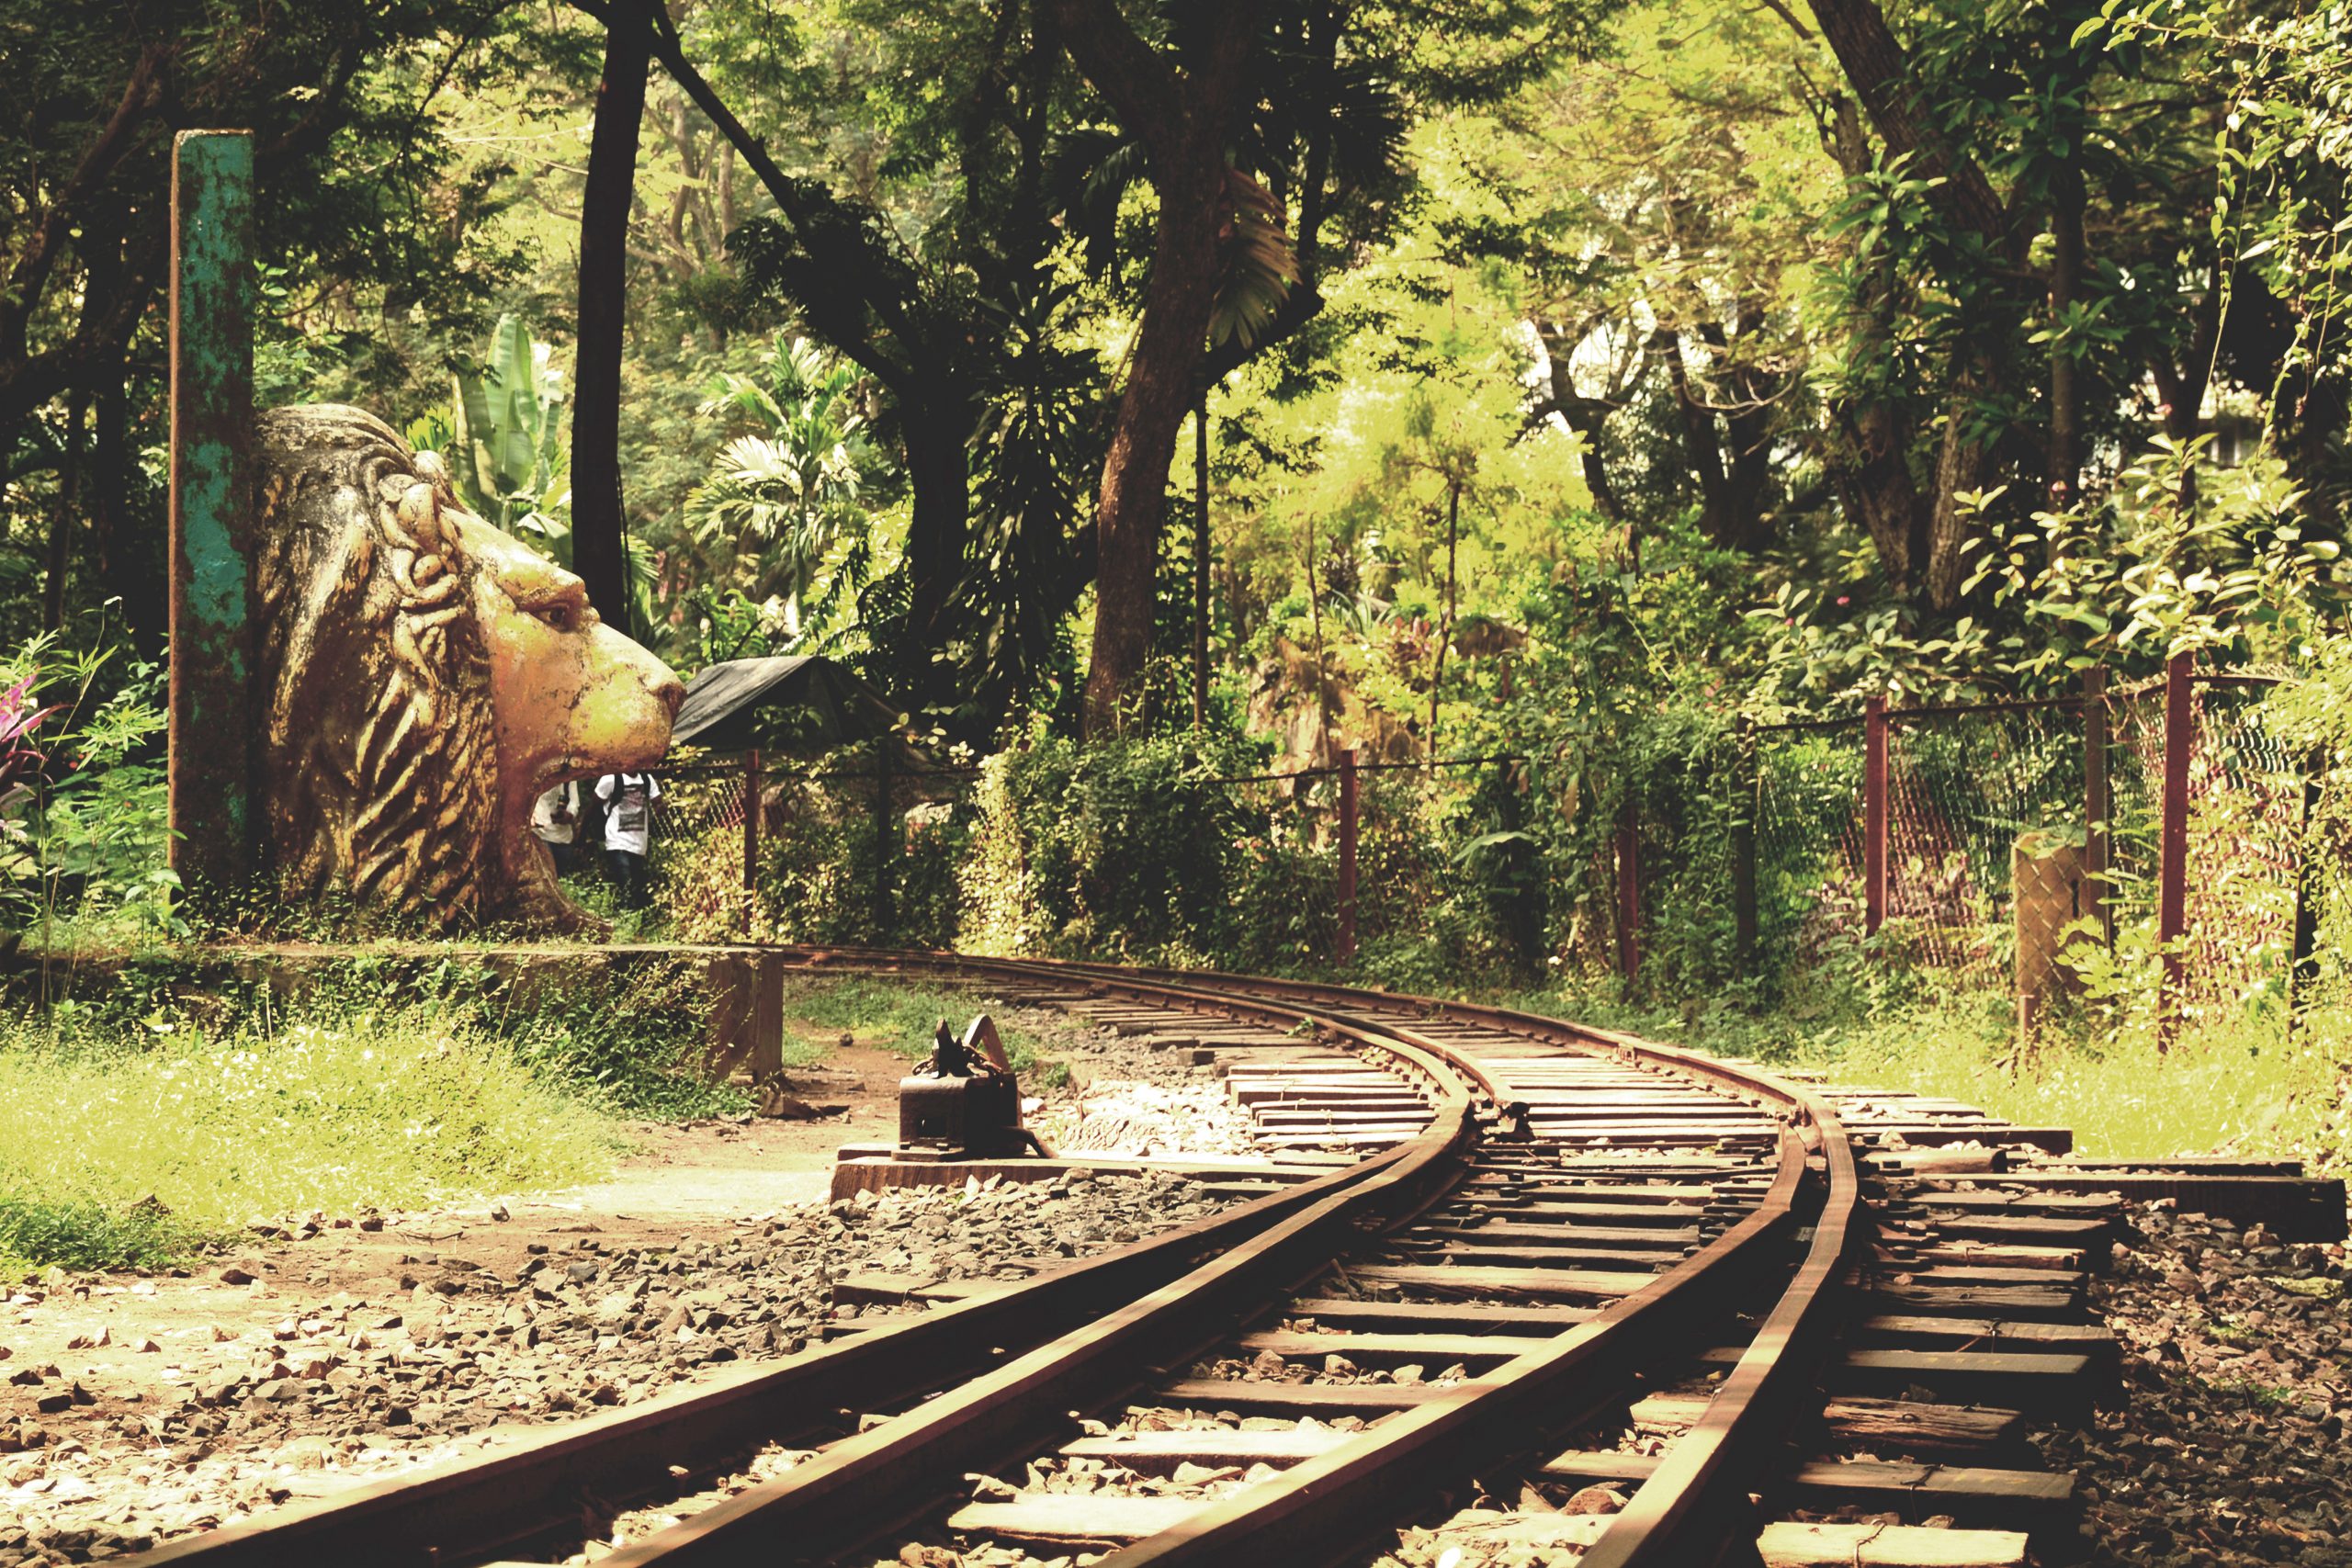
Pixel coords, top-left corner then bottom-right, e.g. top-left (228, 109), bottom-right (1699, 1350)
top-left (127, 951), bottom-right (2105, 1568)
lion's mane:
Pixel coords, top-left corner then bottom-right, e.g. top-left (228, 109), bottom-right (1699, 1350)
top-left (254, 404), bottom-right (499, 925)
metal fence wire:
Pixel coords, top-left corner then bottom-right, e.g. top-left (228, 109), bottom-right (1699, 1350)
top-left (1749, 671), bottom-right (2310, 1013)
top-left (2107, 677), bottom-right (2307, 1010)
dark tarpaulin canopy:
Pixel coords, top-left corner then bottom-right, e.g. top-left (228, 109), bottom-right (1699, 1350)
top-left (667, 656), bottom-right (914, 759)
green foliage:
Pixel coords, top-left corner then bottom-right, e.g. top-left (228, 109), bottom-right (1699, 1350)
top-left (0, 632), bottom-right (179, 947)
top-left (0, 1197), bottom-right (200, 1278)
top-left (684, 336), bottom-right (892, 646)
top-left (440, 314), bottom-right (571, 545)
top-left (0, 988), bottom-right (627, 1278)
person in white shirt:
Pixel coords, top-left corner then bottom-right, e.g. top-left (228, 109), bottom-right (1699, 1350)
top-left (594, 772), bottom-right (662, 908)
top-left (530, 781), bottom-right (582, 875)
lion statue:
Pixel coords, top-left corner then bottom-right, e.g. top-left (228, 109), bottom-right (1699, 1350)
top-left (253, 403), bottom-right (682, 932)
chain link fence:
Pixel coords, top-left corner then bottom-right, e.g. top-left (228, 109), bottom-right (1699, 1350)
top-left (1747, 669), bottom-right (2313, 1024)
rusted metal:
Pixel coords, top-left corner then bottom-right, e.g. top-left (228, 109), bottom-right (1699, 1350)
top-left (1733, 716), bottom-right (1758, 967)
top-left (2291, 747), bottom-right (2321, 1022)
top-left (2156, 652), bottom-right (2191, 1045)
top-left (1338, 747), bottom-right (1359, 964)
top-left (1096, 1123), bottom-right (1820, 1568)
top-left (167, 130), bottom-right (258, 902)
top-left (741, 747), bottom-right (761, 937)
top-left (594, 1102), bottom-right (1476, 1568)
top-left (1864, 693), bottom-right (1888, 935)
top-left (2083, 668), bottom-right (2109, 946)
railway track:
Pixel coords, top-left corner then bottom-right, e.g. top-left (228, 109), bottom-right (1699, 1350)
top-left (122, 952), bottom-right (2183, 1568)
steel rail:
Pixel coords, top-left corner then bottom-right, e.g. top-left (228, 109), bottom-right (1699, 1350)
top-left (120, 962), bottom-right (1480, 1568)
top-left (775, 949), bottom-right (1866, 1567)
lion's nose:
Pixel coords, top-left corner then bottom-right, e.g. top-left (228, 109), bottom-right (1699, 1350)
top-left (650, 668), bottom-right (685, 719)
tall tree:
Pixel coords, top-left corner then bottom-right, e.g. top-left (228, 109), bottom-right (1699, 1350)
top-left (1043, 0), bottom-right (1262, 735)
top-left (569, 0), bottom-right (653, 634)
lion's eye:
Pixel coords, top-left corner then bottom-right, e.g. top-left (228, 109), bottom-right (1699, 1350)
top-left (532, 604), bottom-right (574, 631)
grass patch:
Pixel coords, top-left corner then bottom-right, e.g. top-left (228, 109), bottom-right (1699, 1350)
top-left (1489, 981), bottom-right (2352, 1167)
top-left (779, 976), bottom-right (1071, 1089)
top-left (0, 1197), bottom-right (198, 1276)
top-left (0, 1000), bottom-right (629, 1279)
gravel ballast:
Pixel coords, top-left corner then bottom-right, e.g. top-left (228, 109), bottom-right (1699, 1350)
top-left (2040, 1201), bottom-right (2350, 1567)
top-left (0, 1170), bottom-right (1234, 1568)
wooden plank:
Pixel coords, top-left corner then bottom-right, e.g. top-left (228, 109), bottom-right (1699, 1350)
top-left (1537, 1452), bottom-right (2073, 1527)
top-left (1692, 1347), bottom-right (2093, 1413)
top-left (1902, 1242), bottom-right (2086, 1271)
top-left (1060, 1427), bottom-right (1349, 1471)
top-left (1394, 1241), bottom-right (1693, 1270)
top-left (1348, 1264), bottom-right (1658, 1302)
top-left (1415, 1221), bottom-right (1702, 1246)
top-left (1757, 1522), bottom-right (2027, 1566)
top-left (1873, 1125), bottom-right (2074, 1155)
top-left (1895, 1263), bottom-right (2085, 1290)
top-left (1237, 1329), bottom-right (1557, 1363)
top-left (1917, 1171), bottom-right (2346, 1243)
top-left (1926, 1213), bottom-right (2110, 1242)
top-left (949, 1494), bottom-right (1204, 1544)
top-left (1855, 1314), bottom-right (2112, 1359)
top-left (1149, 1379), bottom-right (1435, 1415)
top-left (1914, 1191), bottom-right (2120, 1216)
top-left (1280, 1296), bottom-right (1591, 1333)
top-left (1861, 1285), bottom-right (2080, 1322)
top-left (1631, 1394), bottom-right (2025, 1458)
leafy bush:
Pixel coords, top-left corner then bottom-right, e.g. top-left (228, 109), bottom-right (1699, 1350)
top-left (1, 633), bottom-right (180, 950)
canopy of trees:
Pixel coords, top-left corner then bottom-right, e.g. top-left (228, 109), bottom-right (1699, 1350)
top-left (3, 0), bottom-right (2346, 749)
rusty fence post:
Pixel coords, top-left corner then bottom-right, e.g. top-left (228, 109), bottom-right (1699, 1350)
top-left (1863, 694), bottom-right (1888, 937)
top-left (2156, 651), bottom-right (2193, 1047)
top-left (1337, 747), bottom-right (1359, 966)
top-left (1733, 717), bottom-right (1758, 972)
top-left (2290, 747), bottom-right (2323, 1024)
top-left (2083, 668), bottom-right (2110, 946)
top-left (167, 130), bottom-right (258, 905)
top-left (741, 748), bottom-right (761, 939)
top-left (1615, 798), bottom-right (1640, 985)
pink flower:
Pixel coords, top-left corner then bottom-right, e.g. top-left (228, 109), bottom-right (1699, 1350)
top-left (1836, 595), bottom-right (1850, 607)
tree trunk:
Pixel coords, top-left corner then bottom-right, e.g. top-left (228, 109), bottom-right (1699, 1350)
top-left (43, 391), bottom-right (85, 631)
top-left (571, 1), bottom-right (652, 636)
top-left (1081, 175), bottom-right (1225, 733)
top-left (2051, 90), bottom-right (2088, 495)
top-left (1828, 402), bottom-right (1921, 593)
top-left (1664, 331), bottom-right (1733, 544)
top-left (1807, 0), bottom-right (2008, 253)
top-left (1045, 0), bottom-right (1256, 736)
top-left (1925, 386), bottom-right (1987, 609)
top-left (1193, 389), bottom-right (1209, 731)
top-left (904, 400), bottom-right (976, 648)
top-left (1428, 480), bottom-right (1459, 764)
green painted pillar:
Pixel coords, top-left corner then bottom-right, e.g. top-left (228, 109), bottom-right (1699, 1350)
top-left (167, 130), bottom-right (258, 901)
